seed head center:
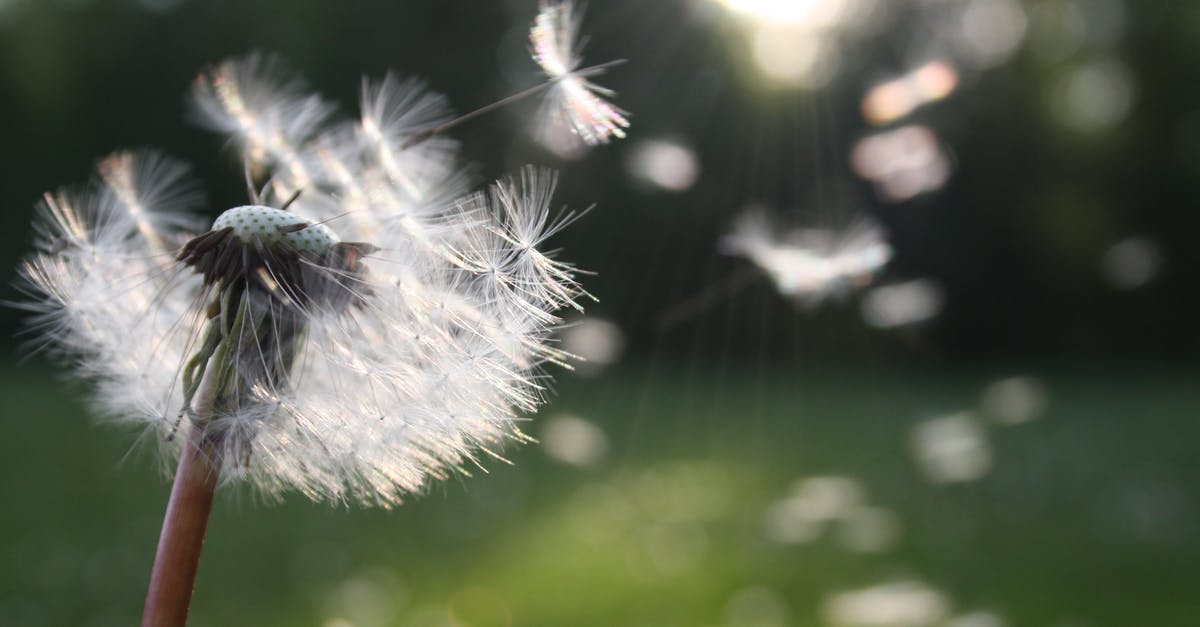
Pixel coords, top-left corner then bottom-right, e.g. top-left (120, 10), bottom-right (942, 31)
top-left (212, 205), bottom-right (338, 255)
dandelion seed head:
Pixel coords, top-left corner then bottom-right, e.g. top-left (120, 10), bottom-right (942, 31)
top-left (19, 52), bottom-right (603, 507)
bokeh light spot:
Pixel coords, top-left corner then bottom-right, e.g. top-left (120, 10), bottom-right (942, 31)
top-left (861, 61), bottom-right (959, 126)
top-left (626, 138), bottom-right (701, 192)
top-left (1101, 236), bottom-right (1163, 289)
top-left (980, 376), bottom-right (1049, 426)
top-left (541, 414), bottom-right (609, 468)
top-left (559, 317), bottom-right (626, 376)
top-left (860, 279), bottom-right (945, 329)
top-left (824, 580), bottom-right (951, 627)
top-left (1051, 57), bottom-right (1137, 132)
top-left (909, 412), bottom-right (993, 484)
top-left (724, 586), bottom-right (791, 627)
top-left (851, 125), bottom-right (952, 202)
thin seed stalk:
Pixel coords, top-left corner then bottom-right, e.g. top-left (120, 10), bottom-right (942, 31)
top-left (140, 424), bottom-right (223, 627)
top-left (141, 295), bottom-right (248, 627)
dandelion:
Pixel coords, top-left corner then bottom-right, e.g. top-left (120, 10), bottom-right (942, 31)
top-left (721, 208), bottom-right (892, 307)
top-left (17, 47), bottom-right (607, 624)
top-left (531, 0), bottom-right (630, 146)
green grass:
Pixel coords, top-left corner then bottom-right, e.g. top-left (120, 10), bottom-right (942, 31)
top-left (0, 363), bottom-right (1197, 626)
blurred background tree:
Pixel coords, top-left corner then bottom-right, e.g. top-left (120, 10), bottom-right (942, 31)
top-left (1, 0), bottom-right (1197, 365)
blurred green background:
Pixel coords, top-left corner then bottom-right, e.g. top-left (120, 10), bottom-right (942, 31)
top-left (1, 0), bottom-right (1198, 626)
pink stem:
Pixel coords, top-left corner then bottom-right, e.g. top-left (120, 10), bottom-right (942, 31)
top-left (141, 429), bottom-right (222, 627)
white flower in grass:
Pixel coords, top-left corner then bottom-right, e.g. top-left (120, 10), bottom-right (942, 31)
top-left (531, 0), bottom-right (630, 146)
top-left (17, 54), bottom-right (591, 507)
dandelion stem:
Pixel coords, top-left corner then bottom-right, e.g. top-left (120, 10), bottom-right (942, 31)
top-left (141, 425), bottom-right (223, 627)
top-left (143, 322), bottom-right (229, 627)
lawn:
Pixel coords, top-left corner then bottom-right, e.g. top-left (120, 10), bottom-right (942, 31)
top-left (0, 363), bottom-right (1196, 626)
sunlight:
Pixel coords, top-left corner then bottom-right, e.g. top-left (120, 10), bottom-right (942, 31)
top-left (717, 0), bottom-right (846, 28)
top-left (714, 0), bottom-right (873, 87)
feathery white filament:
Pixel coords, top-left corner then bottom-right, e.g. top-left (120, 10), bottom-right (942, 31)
top-left (190, 52), bottom-right (334, 189)
top-left (19, 151), bottom-right (206, 435)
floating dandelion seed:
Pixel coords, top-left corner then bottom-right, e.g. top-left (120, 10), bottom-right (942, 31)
top-left (17, 47), bottom-right (614, 624)
top-left (190, 52), bottom-right (335, 189)
top-left (721, 209), bottom-right (892, 307)
top-left (531, 0), bottom-right (630, 146)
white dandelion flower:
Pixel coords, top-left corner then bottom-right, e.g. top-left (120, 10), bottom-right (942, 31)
top-left (531, 0), bottom-right (630, 146)
top-left (721, 208), bottom-right (892, 307)
top-left (19, 37), bottom-right (629, 623)
top-left (19, 54), bottom-right (591, 508)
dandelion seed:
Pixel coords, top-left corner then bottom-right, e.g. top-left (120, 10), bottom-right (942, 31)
top-left (531, 0), bottom-right (630, 146)
top-left (190, 52), bottom-right (335, 190)
top-left (721, 208), bottom-right (892, 307)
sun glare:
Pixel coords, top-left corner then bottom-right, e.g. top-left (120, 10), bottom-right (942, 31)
top-left (718, 0), bottom-right (844, 27)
